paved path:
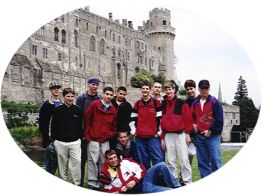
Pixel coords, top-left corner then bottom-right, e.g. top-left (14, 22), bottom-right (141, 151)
top-left (221, 143), bottom-right (245, 150)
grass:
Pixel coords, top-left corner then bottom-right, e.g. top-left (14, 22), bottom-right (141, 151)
top-left (191, 150), bottom-right (239, 181)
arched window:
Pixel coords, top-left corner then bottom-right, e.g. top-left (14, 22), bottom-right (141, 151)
top-left (118, 48), bottom-right (121, 58)
top-left (74, 30), bottom-right (78, 47)
top-left (112, 46), bottom-right (115, 57)
top-left (135, 67), bottom-right (139, 73)
top-left (90, 36), bottom-right (96, 51)
top-left (61, 30), bottom-right (66, 44)
top-left (54, 27), bottom-right (59, 41)
top-left (117, 63), bottom-right (121, 79)
top-left (100, 39), bottom-right (105, 54)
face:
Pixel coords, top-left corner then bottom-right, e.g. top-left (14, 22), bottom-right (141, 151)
top-left (117, 132), bottom-right (129, 146)
top-left (64, 92), bottom-right (75, 106)
top-left (50, 87), bottom-right (61, 97)
top-left (141, 85), bottom-right (150, 98)
top-left (165, 87), bottom-right (175, 99)
top-left (88, 83), bottom-right (99, 95)
top-left (103, 90), bottom-right (114, 103)
top-left (199, 87), bottom-right (210, 99)
top-left (185, 86), bottom-right (196, 98)
top-left (106, 153), bottom-right (119, 168)
top-left (116, 90), bottom-right (127, 102)
top-left (152, 83), bottom-right (162, 96)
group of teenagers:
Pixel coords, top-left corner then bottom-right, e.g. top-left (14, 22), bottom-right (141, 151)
top-left (39, 76), bottom-right (224, 193)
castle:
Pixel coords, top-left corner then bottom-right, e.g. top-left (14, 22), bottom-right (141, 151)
top-left (1, 6), bottom-right (240, 142)
top-left (1, 6), bottom-right (175, 103)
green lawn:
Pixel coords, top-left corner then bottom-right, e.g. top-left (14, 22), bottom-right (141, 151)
top-left (191, 150), bottom-right (239, 181)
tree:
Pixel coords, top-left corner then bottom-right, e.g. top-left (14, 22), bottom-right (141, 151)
top-left (232, 76), bottom-right (259, 130)
top-left (131, 70), bottom-right (167, 88)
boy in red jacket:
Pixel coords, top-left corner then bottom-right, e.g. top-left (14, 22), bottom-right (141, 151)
top-left (84, 86), bottom-right (117, 190)
top-left (161, 81), bottom-right (193, 185)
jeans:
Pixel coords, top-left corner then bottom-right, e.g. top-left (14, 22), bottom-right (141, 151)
top-left (142, 162), bottom-right (181, 193)
top-left (195, 134), bottom-right (222, 178)
top-left (136, 137), bottom-right (164, 170)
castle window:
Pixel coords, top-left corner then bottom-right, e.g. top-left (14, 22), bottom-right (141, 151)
top-left (74, 30), bottom-right (78, 47)
top-left (163, 20), bottom-right (167, 25)
top-left (118, 36), bottom-right (121, 44)
top-left (105, 30), bottom-right (107, 38)
top-left (61, 30), bottom-right (66, 44)
top-left (232, 113), bottom-right (236, 119)
top-left (236, 120), bottom-right (238, 124)
top-left (61, 15), bottom-right (65, 23)
top-left (90, 36), bottom-right (96, 51)
top-left (112, 46), bottom-right (115, 57)
top-left (76, 18), bottom-right (79, 27)
top-left (54, 27), bottom-right (59, 41)
top-left (32, 45), bottom-right (37, 55)
top-left (117, 63), bottom-right (121, 79)
top-left (150, 22), bottom-right (153, 27)
top-left (135, 67), bottom-right (139, 73)
top-left (86, 23), bottom-right (89, 30)
top-left (136, 41), bottom-right (139, 49)
top-left (124, 37), bottom-right (128, 46)
top-left (100, 39), bottom-right (105, 54)
top-left (96, 26), bottom-right (99, 34)
top-left (118, 48), bottom-right (121, 58)
top-left (75, 57), bottom-right (78, 66)
top-left (43, 48), bottom-right (48, 59)
top-left (58, 52), bottom-right (62, 61)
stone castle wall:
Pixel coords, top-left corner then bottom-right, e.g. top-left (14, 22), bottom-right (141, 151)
top-left (1, 7), bottom-right (175, 103)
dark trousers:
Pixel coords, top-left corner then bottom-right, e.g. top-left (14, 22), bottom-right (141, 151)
top-left (80, 140), bottom-right (88, 186)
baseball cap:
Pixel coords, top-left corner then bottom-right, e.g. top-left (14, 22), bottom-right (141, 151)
top-left (49, 82), bottom-right (62, 89)
top-left (198, 79), bottom-right (210, 88)
top-left (87, 76), bottom-right (100, 85)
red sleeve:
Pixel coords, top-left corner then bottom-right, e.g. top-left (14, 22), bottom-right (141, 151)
top-left (84, 101), bottom-right (95, 141)
top-left (182, 103), bottom-right (193, 133)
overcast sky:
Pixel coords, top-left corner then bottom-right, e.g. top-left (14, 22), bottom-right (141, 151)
top-left (86, 2), bottom-right (260, 107)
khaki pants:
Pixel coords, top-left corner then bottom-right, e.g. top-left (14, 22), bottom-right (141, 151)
top-left (87, 141), bottom-right (110, 188)
top-left (164, 132), bottom-right (192, 184)
top-left (54, 139), bottom-right (81, 185)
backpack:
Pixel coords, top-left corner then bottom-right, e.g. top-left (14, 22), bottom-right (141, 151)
top-left (136, 98), bottom-right (157, 112)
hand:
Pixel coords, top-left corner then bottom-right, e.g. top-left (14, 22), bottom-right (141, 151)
top-left (126, 180), bottom-right (136, 189)
top-left (185, 133), bottom-right (191, 145)
top-left (193, 124), bottom-right (199, 133)
top-left (201, 130), bottom-right (211, 137)
top-left (121, 186), bottom-right (127, 192)
top-left (160, 139), bottom-right (166, 150)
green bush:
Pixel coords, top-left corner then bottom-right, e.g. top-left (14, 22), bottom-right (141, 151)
top-left (131, 70), bottom-right (152, 88)
top-left (131, 70), bottom-right (167, 88)
top-left (10, 126), bottom-right (39, 144)
top-left (1, 100), bottom-right (41, 129)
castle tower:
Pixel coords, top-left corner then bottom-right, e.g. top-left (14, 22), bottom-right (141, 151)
top-left (218, 82), bottom-right (223, 102)
top-left (145, 8), bottom-right (176, 80)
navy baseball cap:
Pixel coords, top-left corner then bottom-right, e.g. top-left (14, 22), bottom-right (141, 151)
top-left (198, 80), bottom-right (210, 88)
